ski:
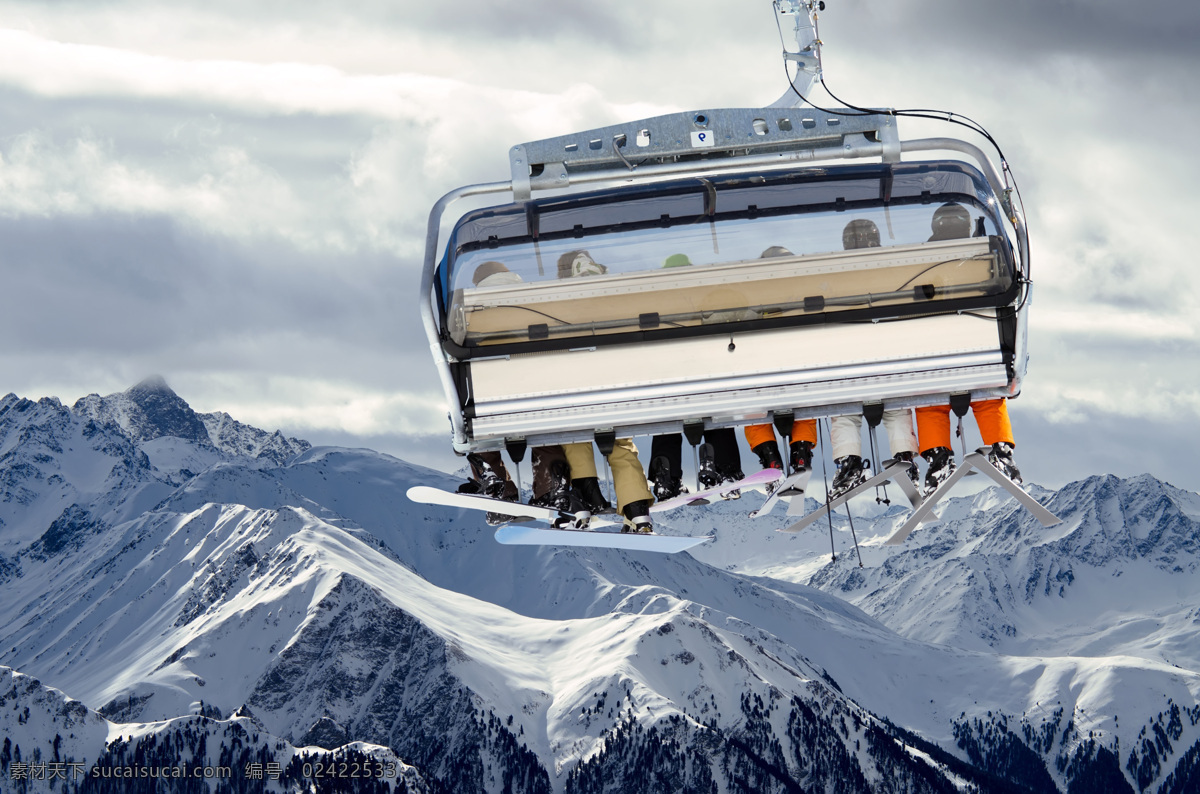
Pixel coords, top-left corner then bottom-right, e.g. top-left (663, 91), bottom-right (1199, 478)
top-left (750, 468), bottom-right (813, 518)
top-left (780, 460), bottom-right (932, 533)
top-left (887, 459), bottom-right (926, 511)
top-left (652, 467), bottom-right (782, 513)
top-left (785, 457), bottom-right (924, 516)
top-left (406, 485), bottom-right (620, 528)
top-left (883, 451), bottom-right (1061, 545)
top-left (494, 524), bottom-right (711, 553)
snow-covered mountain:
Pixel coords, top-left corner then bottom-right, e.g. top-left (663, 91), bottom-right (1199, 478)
top-left (2, 380), bottom-right (1200, 793)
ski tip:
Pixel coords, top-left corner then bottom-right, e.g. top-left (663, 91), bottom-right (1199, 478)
top-left (405, 485), bottom-right (435, 502)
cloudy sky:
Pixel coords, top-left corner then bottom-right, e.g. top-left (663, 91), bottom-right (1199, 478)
top-left (2, 0), bottom-right (1198, 491)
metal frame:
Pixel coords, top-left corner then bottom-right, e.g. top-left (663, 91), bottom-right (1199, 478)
top-left (420, 108), bottom-right (1031, 453)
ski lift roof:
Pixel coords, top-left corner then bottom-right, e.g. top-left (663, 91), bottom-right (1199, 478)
top-left (508, 107), bottom-right (904, 199)
top-left (420, 107), bottom-right (1031, 453)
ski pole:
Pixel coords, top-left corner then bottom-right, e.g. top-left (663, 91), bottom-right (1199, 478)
top-left (844, 502), bottom-right (864, 568)
top-left (819, 418), bottom-right (836, 563)
top-left (868, 424), bottom-right (890, 506)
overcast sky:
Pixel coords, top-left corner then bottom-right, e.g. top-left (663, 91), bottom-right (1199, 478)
top-left (2, 0), bottom-right (1198, 491)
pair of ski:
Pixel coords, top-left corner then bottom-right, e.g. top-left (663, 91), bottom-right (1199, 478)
top-left (651, 466), bottom-right (812, 517)
top-left (780, 451), bottom-right (1061, 544)
top-left (406, 465), bottom-right (796, 554)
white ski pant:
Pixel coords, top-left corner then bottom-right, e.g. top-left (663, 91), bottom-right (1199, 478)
top-left (830, 409), bottom-right (918, 461)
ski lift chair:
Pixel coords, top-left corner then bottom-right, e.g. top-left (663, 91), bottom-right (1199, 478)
top-left (421, 108), bottom-right (1030, 457)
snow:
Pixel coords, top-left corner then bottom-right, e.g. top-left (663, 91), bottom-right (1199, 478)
top-left (5, 382), bottom-right (1200, 792)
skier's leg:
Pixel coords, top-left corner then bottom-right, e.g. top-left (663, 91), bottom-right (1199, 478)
top-left (650, 434), bottom-right (684, 480)
top-left (608, 438), bottom-right (654, 532)
top-left (971, 399), bottom-right (1015, 447)
top-left (467, 450), bottom-right (519, 501)
top-left (915, 406), bottom-right (952, 454)
top-left (563, 442), bottom-right (612, 512)
top-left (972, 399), bottom-right (1021, 483)
top-left (915, 406), bottom-right (956, 494)
top-left (562, 442), bottom-right (598, 479)
top-left (704, 427), bottom-right (744, 482)
top-left (608, 439), bottom-right (654, 514)
top-left (744, 424), bottom-right (775, 450)
top-left (882, 408), bottom-right (918, 456)
top-left (744, 423), bottom-right (782, 471)
top-left (648, 434), bottom-right (685, 500)
top-left (788, 419), bottom-right (817, 473)
top-left (830, 415), bottom-right (867, 497)
top-left (531, 446), bottom-right (573, 510)
top-left (830, 415), bottom-right (862, 460)
top-left (882, 408), bottom-right (919, 483)
top-left (790, 420), bottom-right (818, 446)
top-left (465, 450), bottom-right (521, 525)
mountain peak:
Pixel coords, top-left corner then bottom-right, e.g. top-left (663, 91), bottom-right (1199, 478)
top-left (73, 377), bottom-right (211, 446)
top-left (128, 374), bottom-right (174, 397)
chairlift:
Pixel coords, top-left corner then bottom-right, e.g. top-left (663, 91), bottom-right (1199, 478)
top-left (419, 7), bottom-right (1031, 460)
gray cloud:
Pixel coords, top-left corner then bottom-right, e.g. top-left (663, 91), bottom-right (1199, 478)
top-left (837, 0), bottom-right (1200, 63)
top-left (1, 1), bottom-right (1198, 489)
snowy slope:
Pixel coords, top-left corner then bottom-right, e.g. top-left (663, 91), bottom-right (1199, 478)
top-left (694, 474), bottom-right (1200, 671)
top-left (4, 381), bottom-right (1200, 792)
top-left (0, 666), bottom-right (430, 793)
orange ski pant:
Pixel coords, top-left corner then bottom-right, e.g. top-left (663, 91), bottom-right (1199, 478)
top-left (744, 419), bottom-right (818, 451)
top-left (915, 398), bottom-right (1014, 453)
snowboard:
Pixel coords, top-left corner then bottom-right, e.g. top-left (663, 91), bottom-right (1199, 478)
top-left (406, 485), bottom-right (621, 529)
top-left (750, 468), bottom-right (813, 518)
top-left (407, 485), bottom-right (711, 552)
top-left (494, 524), bottom-right (711, 553)
top-left (651, 467), bottom-right (783, 513)
top-left (780, 459), bottom-right (933, 533)
top-left (883, 451), bottom-right (1061, 545)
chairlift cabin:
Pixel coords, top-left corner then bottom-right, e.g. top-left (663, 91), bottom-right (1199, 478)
top-left (421, 108), bottom-right (1030, 455)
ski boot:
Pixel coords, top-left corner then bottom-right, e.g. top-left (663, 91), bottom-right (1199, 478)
top-left (789, 440), bottom-right (814, 475)
top-left (621, 499), bottom-right (654, 534)
top-left (573, 476), bottom-right (615, 514)
top-left (753, 440), bottom-right (784, 471)
top-left (716, 463), bottom-right (745, 498)
top-left (464, 452), bottom-right (520, 525)
top-left (830, 455), bottom-right (868, 498)
top-left (649, 455), bottom-right (686, 502)
top-left (921, 447), bottom-right (956, 496)
top-left (986, 442), bottom-right (1022, 484)
top-left (699, 442), bottom-right (743, 497)
top-left (753, 440), bottom-right (785, 495)
top-left (894, 450), bottom-right (920, 486)
top-left (532, 460), bottom-right (586, 527)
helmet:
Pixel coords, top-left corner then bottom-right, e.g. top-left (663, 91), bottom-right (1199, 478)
top-left (842, 219), bottom-right (880, 250)
top-left (929, 203), bottom-right (971, 241)
top-left (471, 260), bottom-right (513, 286)
top-left (760, 246), bottom-right (794, 258)
top-left (556, 249), bottom-right (608, 279)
